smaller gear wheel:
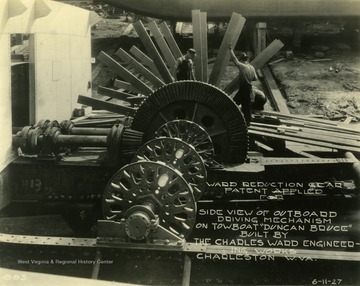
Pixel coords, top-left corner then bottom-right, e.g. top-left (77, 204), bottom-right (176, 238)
top-left (154, 119), bottom-right (214, 166)
top-left (133, 137), bottom-right (207, 201)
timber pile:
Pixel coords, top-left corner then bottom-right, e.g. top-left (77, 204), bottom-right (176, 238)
top-left (250, 111), bottom-right (360, 153)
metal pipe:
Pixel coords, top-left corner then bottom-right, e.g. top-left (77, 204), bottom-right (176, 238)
top-left (70, 127), bottom-right (110, 136)
top-left (91, 250), bottom-right (102, 279)
top-left (182, 254), bottom-right (192, 286)
top-left (55, 135), bottom-right (107, 147)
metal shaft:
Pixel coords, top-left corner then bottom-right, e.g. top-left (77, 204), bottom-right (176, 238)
top-left (52, 135), bottom-right (108, 147)
top-left (69, 127), bottom-right (110, 136)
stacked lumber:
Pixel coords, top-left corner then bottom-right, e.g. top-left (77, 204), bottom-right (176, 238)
top-left (250, 111), bottom-right (360, 153)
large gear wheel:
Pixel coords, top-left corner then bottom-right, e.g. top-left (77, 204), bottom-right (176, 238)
top-left (132, 81), bottom-right (248, 163)
top-left (102, 161), bottom-right (196, 238)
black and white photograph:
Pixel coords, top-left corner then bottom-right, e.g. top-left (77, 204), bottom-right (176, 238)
top-left (0, 0), bottom-right (360, 285)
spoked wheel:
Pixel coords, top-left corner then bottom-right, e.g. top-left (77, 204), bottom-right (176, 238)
top-left (154, 119), bottom-right (214, 166)
top-left (133, 137), bottom-right (207, 201)
top-left (102, 161), bottom-right (196, 238)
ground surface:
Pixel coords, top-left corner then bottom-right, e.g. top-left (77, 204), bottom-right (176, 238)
top-left (271, 49), bottom-right (360, 121)
top-left (91, 17), bottom-right (360, 123)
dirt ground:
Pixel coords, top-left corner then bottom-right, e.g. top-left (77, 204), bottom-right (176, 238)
top-left (270, 49), bottom-right (360, 121)
top-left (91, 17), bottom-right (360, 123)
top-left (92, 17), bottom-right (138, 38)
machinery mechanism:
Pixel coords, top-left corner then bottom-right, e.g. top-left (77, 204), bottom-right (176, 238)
top-left (4, 11), bottom-right (360, 286)
top-left (11, 79), bottom-right (360, 248)
top-left (131, 81), bottom-right (248, 164)
top-left (11, 80), bottom-right (245, 244)
top-left (13, 118), bottom-right (143, 163)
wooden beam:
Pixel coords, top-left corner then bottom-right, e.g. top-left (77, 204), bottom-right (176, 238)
top-left (200, 12), bottom-right (208, 82)
top-left (343, 117), bottom-right (353, 124)
top-left (77, 95), bottom-right (137, 117)
top-left (192, 10), bottom-right (202, 81)
top-left (159, 21), bottom-right (182, 60)
top-left (133, 20), bottom-right (174, 83)
top-left (224, 39), bottom-right (284, 94)
top-left (249, 127), bottom-right (360, 153)
top-left (192, 10), bottom-right (208, 82)
top-left (251, 122), bottom-right (360, 148)
top-left (261, 65), bottom-right (290, 114)
top-left (251, 39), bottom-right (284, 69)
top-left (252, 121), bottom-right (360, 142)
top-left (129, 46), bottom-right (159, 76)
top-left (262, 111), bottom-right (360, 135)
top-left (208, 13), bottom-right (246, 87)
top-left (253, 22), bottom-right (267, 56)
top-left (97, 51), bottom-right (153, 96)
top-left (123, 23), bottom-right (134, 36)
top-left (113, 79), bottom-right (138, 93)
top-left (271, 118), bottom-right (360, 136)
top-left (98, 86), bottom-right (135, 102)
top-left (127, 95), bottom-right (147, 107)
top-left (115, 48), bottom-right (165, 88)
top-left (148, 21), bottom-right (176, 70)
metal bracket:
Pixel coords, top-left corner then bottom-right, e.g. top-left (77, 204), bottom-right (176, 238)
top-left (97, 220), bottom-right (185, 248)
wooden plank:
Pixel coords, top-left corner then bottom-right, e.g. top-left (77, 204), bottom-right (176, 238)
top-left (263, 111), bottom-right (339, 126)
top-left (126, 95), bottom-right (147, 107)
top-left (98, 86), bottom-right (135, 102)
top-left (343, 117), bottom-right (353, 124)
top-left (250, 129), bottom-right (360, 153)
top-left (250, 123), bottom-right (360, 148)
top-left (249, 127), bottom-right (360, 153)
top-left (192, 10), bottom-right (203, 81)
top-left (280, 118), bottom-right (360, 136)
top-left (115, 48), bottom-right (165, 88)
top-left (129, 46), bottom-right (159, 76)
top-left (285, 143), bottom-right (321, 158)
top-left (252, 121), bottom-right (360, 141)
top-left (148, 21), bottom-right (176, 70)
top-left (123, 23), bottom-right (133, 36)
top-left (97, 51), bottom-right (153, 96)
top-left (78, 95), bottom-right (137, 117)
top-left (224, 39), bottom-right (284, 94)
top-left (159, 21), bottom-right (182, 60)
top-left (127, 95), bottom-right (147, 100)
top-left (252, 39), bottom-right (284, 69)
top-left (192, 10), bottom-right (208, 82)
top-left (200, 12), bottom-right (208, 82)
top-left (262, 111), bottom-right (360, 133)
top-left (254, 22), bottom-right (267, 56)
top-left (92, 63), bottom-right (103, 81)
top-left (208, 13), bottom-right (246, 87)
top-left (133, 20), bottom-right (174, 83)
top-left (261, 65), bottom-right (290, 114)
top-left (113, 80), bottom-right (138, 93)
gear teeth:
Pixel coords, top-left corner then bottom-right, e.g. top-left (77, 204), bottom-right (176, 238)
top-left (132, 81), bottom-right (248, 163)
top-left (122, 128), bottom-right (144, 161)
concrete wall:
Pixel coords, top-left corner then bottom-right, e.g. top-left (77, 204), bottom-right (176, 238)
top-left (31, 32), bottom-right (92, 121)
top-left (0, 0), bottom-right (100, 172)
top-left (0, 33), bottom-right (14, 172)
